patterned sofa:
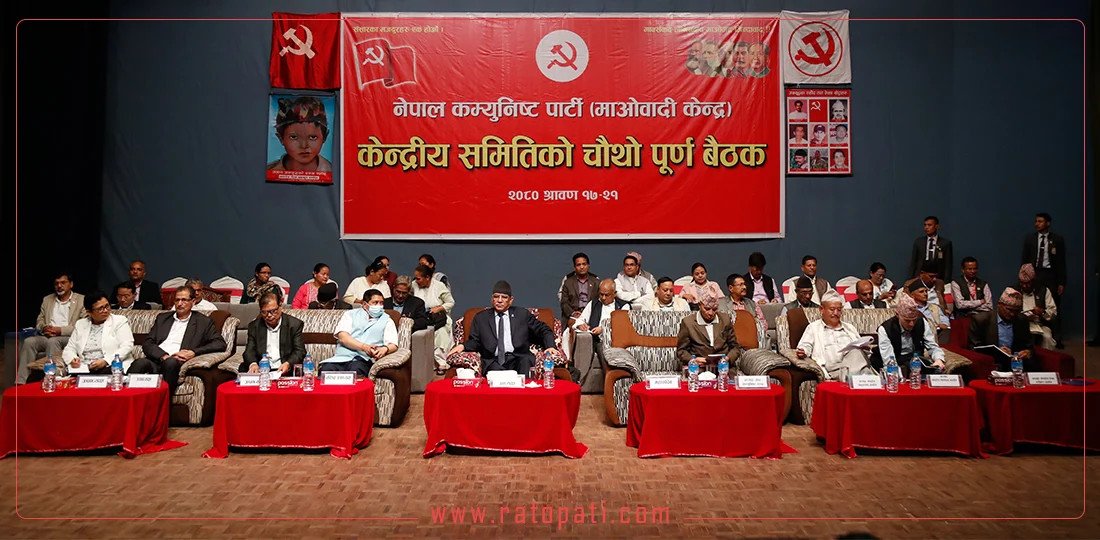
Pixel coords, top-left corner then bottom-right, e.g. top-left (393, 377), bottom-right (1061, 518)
top-left (121, 310), bottom-right (240, 426)
top-left (775, 307), bottom-right (972, 425)
top-left (219, 309), bottom-right (413, 427)
top-left (443, 306), bottom-right (571, 379)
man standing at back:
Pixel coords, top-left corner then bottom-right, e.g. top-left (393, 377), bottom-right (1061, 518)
top-left (449, 281), bottom-right (556, 376)
top-left (1021, 212), bottom-right (1066, 348)
top-left (113, 260), bottom-right (161, 306)
top-left (559, 252), bottom-right (599, 325)
top-left (908, 216), bottom-right (953, 281)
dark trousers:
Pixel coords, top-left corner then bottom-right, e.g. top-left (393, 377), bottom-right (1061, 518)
top-left (481, 352), bottom-right (535, 377)
top-left (317, 356), bottom-right (373, 378)
top-left (129, 356), bottom-right (182, 393)
top-left (1035, 268), bottom-right (1063, 344)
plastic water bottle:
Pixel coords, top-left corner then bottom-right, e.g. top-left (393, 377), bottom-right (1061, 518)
top-left (1011, 354), bottom-right (1025, 389)
top-left (302, 354), bottom-right (315, 392)
top-left (688, 361), bottom-right (700, 392)
top-left (717, 358), bottom-right (730, 392)
top-left (542, 356), bottom-right (555, 389)
top-left (258, 354), bottom-right (271, 391)
top-left (110, 354), bottom-right (124, 391)
top-left (884, 358), bottom-right (900, 393)
top-left (909, 357), bottom-right (922, 390)
top-left (42, 359), bottom-right (57, 393)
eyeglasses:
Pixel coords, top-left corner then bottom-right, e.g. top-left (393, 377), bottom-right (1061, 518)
top-left (175, 297), bottom-right (194, 303)
top-left (261, 308), bottom-right (280, 316)
top-left (91, 304), bottom-right (111, 313)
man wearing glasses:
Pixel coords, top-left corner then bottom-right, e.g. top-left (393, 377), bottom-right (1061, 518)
top-left (130, 286), bottom-right (226, 394)
top-left (240, 293), bottom-right (305, 374)
top-left (27, 291), bottom-right (134, 380)
top-left (17, 272), bottom-right (85, 383)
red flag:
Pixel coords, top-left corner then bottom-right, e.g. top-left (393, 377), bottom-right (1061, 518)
top-left (351, 38), bottom-right (419, 89)
top-left (270, 12), bottom-right (340, 89)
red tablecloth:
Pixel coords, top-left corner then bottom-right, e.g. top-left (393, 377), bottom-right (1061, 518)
top-left (0, 382), bottom-right (185, 458)
top-left (423, 379), bottom-right (587, 458)
top-left (626, 382), bottom-right (791, 458)
top-left (811, 381), bottom-right (985, 458)
top-left (970, 379), bottom-right (1100, 454)
top-left (203, 378), bottom-right (374, 459)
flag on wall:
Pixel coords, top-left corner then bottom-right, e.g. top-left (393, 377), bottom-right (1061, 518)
top-left (780, 10), bottom-right (851, 84)
top-left (270, 12), bottom-right (341, 89)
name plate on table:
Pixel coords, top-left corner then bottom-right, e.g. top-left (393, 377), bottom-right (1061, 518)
top-left (734, 375), bottom-right (770, 389)
top-left (487, 377), bottom-right (523, 389)
top-left (645, 375), bottom-right (681, 390)
top-left (1026, 372), bottom-right (1061, 386)
top-left (237, 374), bottom-right (260, 387)
top-left (322, 372), bottom-right (356, 386)
top-left (128, 374), bottom-right (161, 388)
top-left (849, 375), bottom-right (883, 390)
top-left (926, 374), bottom-right (963, 388)
top-left (76, 375), bottom-right (110, 389)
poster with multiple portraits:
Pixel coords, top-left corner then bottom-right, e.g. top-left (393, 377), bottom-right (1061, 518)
top-left (265, 92), bottom-right (337, 184)
top-left (785, 88), bottom-right (850, 175)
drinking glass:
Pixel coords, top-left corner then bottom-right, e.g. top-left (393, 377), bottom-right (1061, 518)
top-left (292, 364), bottom-right (304, 378)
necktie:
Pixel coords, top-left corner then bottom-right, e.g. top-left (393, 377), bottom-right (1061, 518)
top-left (1037, 234), bottom-right (1046, 267)
top-left (926, 237), bottom-right (935, 259)
top-left (496, 313), bottom-right (506, 365)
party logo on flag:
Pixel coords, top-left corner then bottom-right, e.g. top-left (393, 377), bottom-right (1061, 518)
top-left (352, 38), bottom-right (418, 89)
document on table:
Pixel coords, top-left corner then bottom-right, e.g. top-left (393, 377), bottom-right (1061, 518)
top-left (973, 345), bottom-right (1013, 361)
top-left (67, 362), bottom-right (91, 374)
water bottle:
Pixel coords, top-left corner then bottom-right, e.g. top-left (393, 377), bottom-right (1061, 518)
top-left (542, 356), bottom-right (555, 389)
top-left (687, 361), bottom-right (700, 392)
top-left (884, 358), bottom-right (900, 393)
top-left (717, 358), bottom-right (730, 392)
top-left (42, 358), bottom-right (57, 393)
top-left (909, 356), bottom-right (922, 390)
top-left (1011, 354), bottom-right (1025, 389)
top-left (302, 353), bottom-right (315, 392)
top-left (258, 354), bottom-right (271, 391)
top-left (110, 354), bottom-right (124, 391)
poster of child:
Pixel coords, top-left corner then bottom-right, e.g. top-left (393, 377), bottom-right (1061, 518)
top-left (266, 93), bottom-right (336, 184)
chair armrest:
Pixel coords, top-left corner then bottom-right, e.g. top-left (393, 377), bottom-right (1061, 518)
top-left (602, 347), bottom-right (639, 376)
top-left (784, 351), bottom-right (826, 380)
top-left (219, 353), bottom-right (245, 373)
top-left (445, 351), bottom-right (482, 373)
top-left (369, 348), bottom-right (411, 379)
top-left (180, 351), bottom-right (231, 376)
top-left (410, 328), bottom-right (435, 391)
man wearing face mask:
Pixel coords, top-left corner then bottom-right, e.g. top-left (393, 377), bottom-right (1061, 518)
top-left (318, 289), bottom-right (397, 377)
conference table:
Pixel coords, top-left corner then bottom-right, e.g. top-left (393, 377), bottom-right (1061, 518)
top-left (970, 379), bottom-right (1100, 454)
top-left (811, 381), bottom-right (985, 458)
top-left (0, 381), bottom-right (185, 458)
top-left (203, 378), bottom-right (374, 459)
top-left (422, 379), bottom-right (587, 458)
top-left (626, 382), bottom-right (790, 458)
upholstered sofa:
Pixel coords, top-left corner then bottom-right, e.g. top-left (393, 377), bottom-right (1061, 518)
top-left (943, 314), bottom-right (1075, 380)
top-left (444, 306), bottom-right (572, 380)
top-left (218, 308), bottom-right (413, 427)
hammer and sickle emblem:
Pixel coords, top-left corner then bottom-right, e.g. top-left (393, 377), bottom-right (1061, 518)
top-left (360, 45), bottom-right (385, 66)
top-left (546, 42), bottom-right (578, 70)
top-left (280, 25), bottom-right (315, 58)
top-left (794, 28), bottom-right (835, 66)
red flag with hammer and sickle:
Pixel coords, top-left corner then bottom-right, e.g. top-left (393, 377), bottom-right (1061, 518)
top-left (270, 12), bottom-right (340, 89)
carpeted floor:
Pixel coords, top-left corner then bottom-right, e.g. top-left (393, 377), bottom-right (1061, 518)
top-left (1, 342), bottom-right (1097, 538)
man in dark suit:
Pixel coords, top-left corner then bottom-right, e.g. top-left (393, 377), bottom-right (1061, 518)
top-left (1020, 212), bottom-right (1066, 347)
top-left (908, 216), bottom-right (953, 281)
top-left (968, 288), bottom-right (1036, 372)
top-left (675, 295), bottom-right (742, 366)
top-left (383, 275), bottom-right (429, 332)
top-left (111, 282), bottom-right (152, 310)
top-left (112, 259), bottom-right (161, 306)
top-left (849, 279), bottom-right (888, 309)
top-left (448, 280), bottom-right (555, 375)
top-left (239, 293), bottom-right (305, 373)
top-left (130, 285), bottom-right (227, 393)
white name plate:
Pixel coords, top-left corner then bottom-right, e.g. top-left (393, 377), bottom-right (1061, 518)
top-left (735, 375), bottom-right (770, 389)
top-left (76, 375), bottom-right (110, 389)
top-left (849, 375), bottom-right (883, 390)
top-left (1026, 372), bottom-right (1061, 386)
top-left (237, 374), bottom-right (260, 387)
top-left (645, 375), bottom-right (681, 390)
top-left (927, 374), bottom-right (963, 388)
top-left (128, 374), bottom-right (161, 388)
top-left (322, 372), bottom-right (356, 386)
top-left (488, 377), bottom-right (523, 389)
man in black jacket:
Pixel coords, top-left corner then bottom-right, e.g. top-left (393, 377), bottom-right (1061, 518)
top-left (908, 216), bottom-right (953, 281)
top-left (240, 293), bottom-right (305, 373)
top-left (112, 259), bottom-right (161, 306)
top-left (111, 283), bottom-right (152, 311)
top-left (969, 288), bottom-right (1036, 372)
top-left (1021, 212), bottom-right (1066, 347)
top-left (449, 281), bottom-right (555, 375)
top-left (383, 276), bottom-right (429, 332)
top-left (131, 286), bottom-right (227, 393)
top-left (849, 279), bottom-right (888, 309)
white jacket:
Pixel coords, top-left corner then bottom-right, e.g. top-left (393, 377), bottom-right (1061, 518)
top-left (61, 314), bottom-right (136, 371)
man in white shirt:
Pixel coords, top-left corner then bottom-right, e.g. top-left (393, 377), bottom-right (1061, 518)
top-left (796, 291), bottom-right (874, 380)
top-left (1017, 263), bottom-right (1058, 349)
top-left (872, 294), bottom-right (945, 375)
top-left (132, 286), bottom-right (226, 394)
top-left (318, 289), bottom-right (397, 377)
top-left (186, 278), bottom-right (218, 311)
top-left (636, 276), bottom-right (691, 311)
top-left (18, 272), bottom-right (86, 384)
top-left (614, 254), bottom-right (654, 305)
top-left (240, 294), bottom-right (306, 374)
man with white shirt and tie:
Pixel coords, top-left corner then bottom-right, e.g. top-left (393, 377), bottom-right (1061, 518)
top-left (1021, 212), bottom-right (1066, 348)
top-left (240, 293), bottom-right (305, 374)
top-left (908, 215), bottom-right (953, 281)
top-left (449, 281), bottom-right (556, 376)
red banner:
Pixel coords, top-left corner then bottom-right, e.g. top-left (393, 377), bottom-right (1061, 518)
top-left (342, 15), bottom-right (784, 239)
top-left (270, 12), bottom-right (340, 90)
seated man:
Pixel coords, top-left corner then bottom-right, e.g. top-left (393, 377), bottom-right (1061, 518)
top-left (1017, 263), bottom-right (1058, 349)
top-left (779, 277), bottom-right (819, 317)
top-left (788, 255), bottom-right (832, 304)
top-left (849, 279), bottom-right (887, 309)
top-left (868, 262), bottom-right (896, 303)
top-left (870, 295), bottom-right (945, 375)
top-left (796, 292), bottom-right (875, 380)
top-left (111, 282), bottom-right (151, 311)
top-left (383, 275), bottom-right (429, 332)
top-left (675, 295), bottom-right (742, 368)
top-left (131, 286), bottom-right (227, 395)
top-left (559, 252), bottom-right (599, 325)
top-left (448, 281), bottom-right (555, 375)
top-left (186, 278), bottom-right (218, 311)
top-left (718, 273), bottom-right (768, 346)
top-left (626, 251), bottom-right (658, 290)
top-left (28, 291), bottom-right (134, 380)
top-left (949, 256), bottom-right (993, 317)
top-left (903, 260), bottom-right (952, 316)
top-left (969, 288), bottom-right (1036, 372)
top-left (318, 289), bottom-right (398, 377)
top-left (239, 293), bottom-right (305, 374)
top-left (904, 280), bottom-right (951, 343)
top-left (746, 251), bottom-right (783, 304)
top-left (574, 279), bottom-right (629, 363)
top-left (112, 259), bottom-right (161, 306)
top-left (636, 276), bottom-right (690, 311)
top-left (614, 254), bottom-right (654, 305)
top-left (309, 282), bottom-right (352, 309)
top-left (18, 272), bottom-right (86, 384)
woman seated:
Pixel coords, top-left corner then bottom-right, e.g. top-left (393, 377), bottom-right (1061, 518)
top-left (28, 291), bottom-right (135, 380)
top-left (292, 263), bottom-right (337, 309)
top-left (241, 262), bottom-right (284, 305)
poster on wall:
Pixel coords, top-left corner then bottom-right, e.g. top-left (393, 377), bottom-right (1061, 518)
top-left (340, 14), bottom-right (785, 239)
top-left (266, 92), bottom-right (336, 184)
top-left (786, 88), bottom-right (850, 175)
top-left (779, 10), bottom-right (851, 85)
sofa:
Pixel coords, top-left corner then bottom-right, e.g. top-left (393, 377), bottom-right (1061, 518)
top-left (943, 314), bottom-right (1075, 380)
top-left (444, 306), bottom-right (572, 380)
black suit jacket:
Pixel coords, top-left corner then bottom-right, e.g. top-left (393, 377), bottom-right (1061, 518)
top-left (240, 313), bottom-right (306, 371)
top-left (384, 295), bottom-right (429, 332)
top-left (968, 311), bottom-right (1036, 371)
top-left (114, 279), bottom-right (162, 306)
top-left (142, 311), bottom-right (226, 361)
top-left (1021, 230), bottom-right (1066, 287)
top-left (463, 306), bottom-right (555, 363)
top-left (849, 299), bottom-right (887, 309)
top-left (908, 235), bottom-right (953, 281)
top-left (112, 301), bottom-right (152, 310)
